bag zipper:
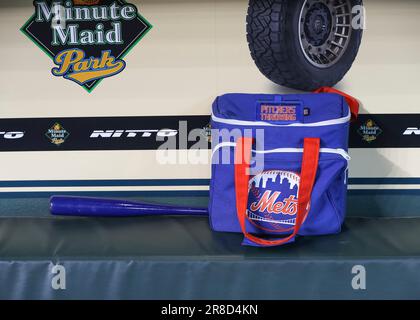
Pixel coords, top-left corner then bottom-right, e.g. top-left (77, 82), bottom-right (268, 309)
top-left (212, 142), bottom-right (351, 161)
top-left (211, 109), bottom-right (350, 128)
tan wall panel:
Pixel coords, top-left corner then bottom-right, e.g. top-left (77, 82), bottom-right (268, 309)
top-left (0, 0), bottom-right (419, 188)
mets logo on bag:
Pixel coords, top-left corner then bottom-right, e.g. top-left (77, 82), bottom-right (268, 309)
top-left (247, 170), bottom-right (308, 233)
top-left (21, 0), bottom-right (152, 92)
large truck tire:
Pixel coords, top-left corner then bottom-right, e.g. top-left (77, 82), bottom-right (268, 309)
top-left (246, 0), bottom-right (364, 91)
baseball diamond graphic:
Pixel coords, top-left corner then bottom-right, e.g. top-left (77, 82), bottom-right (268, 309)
top-left (20, 0), bottom-right (152, 92)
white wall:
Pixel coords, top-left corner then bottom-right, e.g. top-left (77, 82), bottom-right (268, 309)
top-left (0, 0), bottom-right (419, 192)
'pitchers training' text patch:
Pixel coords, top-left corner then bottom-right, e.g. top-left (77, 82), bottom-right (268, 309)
top-left (257, 103), bottom-right (303, 124)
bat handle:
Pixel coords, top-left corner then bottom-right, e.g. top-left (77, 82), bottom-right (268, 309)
top-left (50, 196), bottom-right (209, 217)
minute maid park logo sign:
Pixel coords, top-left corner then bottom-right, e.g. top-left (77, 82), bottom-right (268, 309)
top-left (21, 0), bottom-right (152, 92)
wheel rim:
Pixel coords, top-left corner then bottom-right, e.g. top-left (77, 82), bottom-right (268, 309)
top-left (299, 0), bottom-right (353, 68)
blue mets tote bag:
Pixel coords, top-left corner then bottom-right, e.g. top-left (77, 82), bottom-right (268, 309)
top-left (209, 87), bottom-right (359, 247)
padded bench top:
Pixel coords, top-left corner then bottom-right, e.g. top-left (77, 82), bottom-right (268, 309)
top-left (0, 216), bottom-right (419, 259)
top-left (0, 216), bottom-right (420, 299)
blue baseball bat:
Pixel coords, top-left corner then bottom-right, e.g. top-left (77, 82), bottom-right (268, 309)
top-left (50, 196), bottom-right (209, 217)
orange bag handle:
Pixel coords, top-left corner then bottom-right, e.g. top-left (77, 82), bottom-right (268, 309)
top-left (314, 87), bottom-right (359, 121)
top-left (234, 137), bottom-right (320, 247)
